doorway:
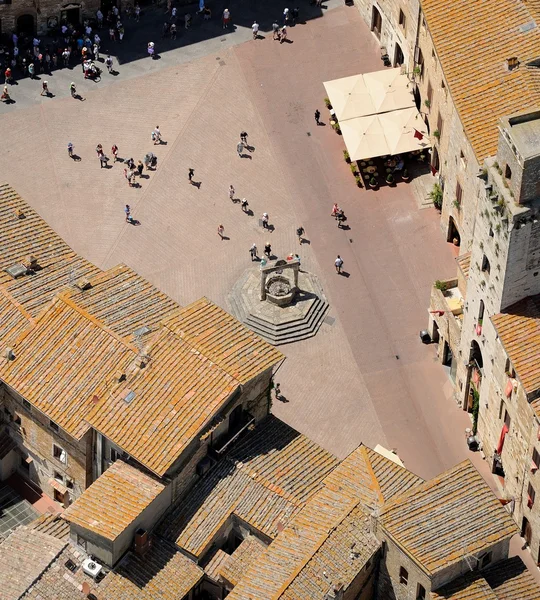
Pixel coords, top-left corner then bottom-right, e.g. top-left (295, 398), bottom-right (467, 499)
top-left (17, 14), bottom-right (35, 34)
top-left (522, 517), bottom-right (532, 546)
top-left (394, 43), bottom-right (404, 67)
top-left (61, 8), bottom-right (80, 26)
top-left (447, 216), bottom-right (460, 246)
top-left (371, 6), bottom-right (382, 39)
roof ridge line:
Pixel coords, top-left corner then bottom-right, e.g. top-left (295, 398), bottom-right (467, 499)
top-left (0, 284), bottom-right (35, 325)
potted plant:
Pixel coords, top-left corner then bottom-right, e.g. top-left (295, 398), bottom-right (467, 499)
top-left (332, 123), bottom-right (341, 135)
top-left (386, 173), bottom-right (395, 186)
top-left (369, 176), bottom-right (378, 189)
top-left (350, 163), bottom-right (358, 175)
top-left (433, 129), bottom-right (440, 140)
top-left (343, 150), bottom-right (351, 164)
top-left (434, 280), bottom-right (448, 293)
top-left (355, 176), bottom-right (363, 188)
top-left (401, 169), bottom-right (410, 182)
top-left (428, 183), bottom-right (443, 210)
top-left (324, 97), bottom-right (332, 109)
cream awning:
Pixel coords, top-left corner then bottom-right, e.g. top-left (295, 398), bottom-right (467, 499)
top-left (323, 68), bottom-right (431, 161)
top-left (323, 68), bottom-right (415, 121)
top-left (340, 108), bottom-right (430, 161)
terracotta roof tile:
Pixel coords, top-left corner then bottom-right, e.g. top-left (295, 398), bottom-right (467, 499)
top-left (164, 297), bottom-right (284, 384)
top-left (99, 538), bottom-right (203, 600)
top-left (0, 525), bottom-right (67, 600)
top-left (85, 326), bottom-right (239, 476)
top-left (483, 555), bottom-right (540, 599)
top-left (0, 287), bottom-right (33, 346)
top-left (431, 576), bottom-right (498, 600)
top-left (379, 460), bottom-right (517, 575)
top-left (204, 548), bottom-right (232, 582)
top-left (218, 536), bottom-right (267, 587)
top-left (63, 460), bottom-right (165, 541)
top-left (27, 513), bottom-right (70, 541)
top-left (159, 416), bottom-right (338, 559)
top-left (491, 294), bottom-right (540, 397)
top-left (422, 0), bottom-right (540, 161)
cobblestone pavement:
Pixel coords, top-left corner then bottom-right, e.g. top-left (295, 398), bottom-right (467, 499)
top-left (0, 2), bottom-right (482, 479)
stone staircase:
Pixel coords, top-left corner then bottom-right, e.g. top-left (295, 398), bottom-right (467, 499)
top-left (228, 269), bottom-right (329, 345)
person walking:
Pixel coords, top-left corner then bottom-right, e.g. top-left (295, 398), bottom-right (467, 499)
top-left (274, 382), bottom-right (281, 400)
top-left (217, 224), bottom-right (225, 240)
top-left (241, 198), bottom-right (249, 212)
top-left (41, 80), bottom-right (49, 96)
top-left (237, 141), bottom-right (244, 157)
top-left (222, 8), bottom-right (231, 28)
top-left (336, 209), bottom-right (347, 228)
top-left (229, 184), bottom-right (235, 201)
top-left (252, 21), bottom-right (259, 39)
top-left (283, 7), bottom-right (290, 24)
top-left (137, 160), bottom-right (144, 176)
top-left (135, 3), bottom-right (141, 21)
top-left (315, 109), bottom-right (321, 125)
top-left (4, 67), bottom-right (13, 85)
top-left (280, 26), bottom-right (287, 43)
top-left (331, 203), bottom-right (340, 218)
top-left (335, 255), bottom-right (344, 274)
top-left (67, 142), bottom-right (74, 158)
top-left (261, 212), bottom-right (269, 229)
top-left (188, 168), bottom-right (195, 183)
top-left (110, 144), bottom-right (118, 162)
top-left (105, 55), bottom-right (113, 72)
top-left (264, 242), bottom-right (272, 258)
top-left (170, 23), bottom-right (177, 39)
top-left (70, 82), bottom-right (77, 98)
top-left (272, 21), bottom-right (280, 40)
top-left (240, 131), bottom-right (248, 145)
top-left (296, 225), bottom-right (305, 244)
top-left (28, 63), bottom-right (35, 79)
top-left (249, 243), bottom-right (258, 261)
top-left (124, 204), bottom-right (131, 222)
top-left (152, 126), bottom-right (161, 144)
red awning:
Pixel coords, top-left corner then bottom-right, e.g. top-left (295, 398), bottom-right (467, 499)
top-left (497, 424), bottom-right (509, 455)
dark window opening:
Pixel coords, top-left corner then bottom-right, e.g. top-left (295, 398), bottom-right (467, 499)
top-left (399, 9), bottom-right (406, 28)
top-left (399, 567), bottom-right (409, 585)
top-left (504, 410), bottom-right (511, 429)
top-left (478, 299), bottom-right (485, 323)
top-left (22, 399), bottom-right (31, 412)
top-left (505, 164), bottom-right (512, 179)
top-left (371, 6), bottom-right (382, 39)
top-left (481, 255), bottom-right (490, 275)
top-left (50, 420), bottom-right (59, 432)
top-left (480, 551), bottom-right (492, 568)
top-left (437, 112), bottom-right (444, 136)
top-left (110, 448), bottom-right (119, 462)
top-left (528, 483), bottom-right (536, 508)
top-left (532, 447), bottom-right (540, 470)
top-left (416, 584), bottom-right (426, 600)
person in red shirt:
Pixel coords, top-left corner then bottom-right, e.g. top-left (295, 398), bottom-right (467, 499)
top-left (4, 67), bottom-right (12, 85)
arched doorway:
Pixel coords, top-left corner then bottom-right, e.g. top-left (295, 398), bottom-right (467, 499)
top-left (371, 6), bottom-right (382, 39)
top-left (522, 517), bottom-right (532, 546)
top-left (17, 14), bottom-right (35, 34)
top-left (394, 43), bottom-right (404, 67)
top-left (447, 216), bottom-right (460, 246)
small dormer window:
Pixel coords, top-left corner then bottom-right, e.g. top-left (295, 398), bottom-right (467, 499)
top-left (506, 57), bottom-right (519, 71)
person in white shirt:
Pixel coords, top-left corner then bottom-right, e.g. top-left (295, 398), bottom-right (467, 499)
top-left (222, 8), bottom-right (231, 28)
top-left (252, 21), bottom-right (259, 39)
top-left (96, 9), bottom-right (103, 26)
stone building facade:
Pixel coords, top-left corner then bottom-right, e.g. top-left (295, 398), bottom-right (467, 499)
top-left (0, 0), bottom-right (101, 36)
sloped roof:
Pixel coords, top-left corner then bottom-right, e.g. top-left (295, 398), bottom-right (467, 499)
top-left (431, 556), bottom-right (539, 600)
top-left (218, 536), bottom-right (267, 587)
top-left (422, 0), bottom-right (540, 162)
top-left (159, 416), bottom-right (339, 559)
top-left (379, 460), bottom-right (517, 575)
top-left (0, 295), bottom-right (135, 439)
top-left (0, 525), bottom-right (66, 600)
top-left (85, 326), bottom-right (239, 476)
top-left (491, 294), bottom-right (540, 398)
top-left (67, 264), bottom-right (179, 338)
top-left (164, 297), bottom-right (284, 384)
top-left (27, 513), bottom-right (70, 541)
top-left (226, 448), bottom-right (381, 600)
top-left (63, 460), bottom-right (165, 541)
top-left (0, 287), bottom-right (34, 346)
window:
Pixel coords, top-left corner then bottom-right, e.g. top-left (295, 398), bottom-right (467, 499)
top-left (54, 471), bottom-right (63, 483)
top-left (480, 551), bottom-right (492, 568)
top-left (399, 9), bottom-right (406, 28)
top-left (110, 448), bottom-right (119, 462)
top-left (460, 150), bottom-right (467, 167)
top-left (441, 79), bottom-right (446, 90)
top-left (481, 255), bottom-right (491, 275)
top-left (478, 300), bottom-right (485, 323)
top-left (53, 444), bottom-right (67, 464)
top-left (505, 358), bottom-right (515, 377)
top-left (437, 112), bottom-right (444, 136)
top-left (499, 400), bottom-right (505, 420)
top-left (416, 584), bottom-right (426, 600)
top-left (14, 414), bottom-right (21, 426)
top-left (49, 420), bottom-right (59, 432)
top-left (399, 567), bottom-right (409, 585)
top-left (66, 479), bottom-right (74, 489)
top-left (505, 164), bottom-right (512, 179)
top-left (504, 410), bottom-right (511, 429)
top-left (533, 448), bottom-right (540, 471)
top-left (22, 399), bottom-right (31, 412)
top-left (455, 181), bottom-right (463, 206)
top-left (528, 483), bottom-right (536, 508)
top-left (489, 227), bottom-right (494, 237)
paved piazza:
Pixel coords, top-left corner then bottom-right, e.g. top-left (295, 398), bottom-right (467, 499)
top-left (1, 1), bottom-right (475, 480)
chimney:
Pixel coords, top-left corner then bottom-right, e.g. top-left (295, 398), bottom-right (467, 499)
top-left (14, 208), bottom-right (25, 219)
top-left (5, 348), bottom-right (15, 361)
top-left (26, 255), bottom-right (38, 269)
top-left (75, 277), bottom-right (92, 291)
top-left (134, 529), bottom-right (151, 556)
top-left (114, 371), bottom-right (126, 383)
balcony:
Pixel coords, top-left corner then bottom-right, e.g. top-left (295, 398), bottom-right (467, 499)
top-left (211, 412), bottom-right (255, 457)
top-left (430, 278), bottom-right (464, 330)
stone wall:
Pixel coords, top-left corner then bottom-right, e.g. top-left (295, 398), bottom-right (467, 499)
top-left (0, 0), bottom-right (101, 36)
top-left (1, 385), bottom-right (91, 504)
top-left (518, 416), bottom-right (540, 566)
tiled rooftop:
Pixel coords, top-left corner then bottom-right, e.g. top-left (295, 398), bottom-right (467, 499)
top-left (491, 294), bottom-right (540, 398)
top-left (27, 513), bottom-right (70, 541)
top-left (0, 525), bottom-right (66, 600)
top-left (159, 416), bottom-right (339, 559)
top-left (63, 460), bottom-right (165, 541)
top-left (431, 557), bottom-right (539, 600)
top-left (164, 297), bottom-right (284, 384)
top-left (226, 447), bottom-right (382, 600)
top-left (379, 460), bottom-right (517, 575)
top-left (456, 252), bottom-right (471, 280)
top-left (0, 287), bottom-right (33, 347)
top-left (422, 0), bottom-right (540, 162)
